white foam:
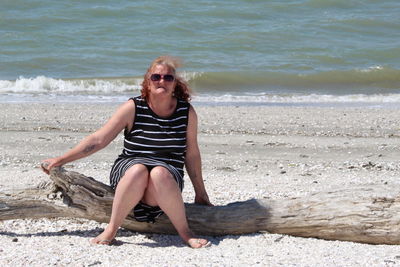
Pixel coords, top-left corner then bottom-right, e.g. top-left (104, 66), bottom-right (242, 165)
top-left (358, 65), bottom-right (384, 72)
top-left (179, 71), bottom-right (204, 81)
top-left (1, 75), bottom-right (400, 106)
top-left (0, 73), bottom-right (205, 94)
top-left (0, 76), bottom-right (142, 94)
top-left (192, 93), bottom-right (400, 103)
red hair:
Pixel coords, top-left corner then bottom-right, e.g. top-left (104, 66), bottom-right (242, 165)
top-left (140, 56), bottom-right (192, 102)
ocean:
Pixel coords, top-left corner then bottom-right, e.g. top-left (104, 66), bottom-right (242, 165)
top-left (1, 0), bottom-right (400, 107)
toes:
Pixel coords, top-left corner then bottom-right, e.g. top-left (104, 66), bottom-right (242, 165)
top-left (89, 238), bottom-right (99, 245)
top-left (188, 238), bottom-right (211, 248)
top-left (90, 238), bottom-right (116, 246)
top-left (202, 241), bottom-right (212, 248)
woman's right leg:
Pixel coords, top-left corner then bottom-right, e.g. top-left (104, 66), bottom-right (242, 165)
top-left (91, 164), bottom-right (149, 244)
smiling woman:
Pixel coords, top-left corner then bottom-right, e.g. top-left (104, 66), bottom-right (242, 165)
top-left (41, 55), bottom-right (212, 248)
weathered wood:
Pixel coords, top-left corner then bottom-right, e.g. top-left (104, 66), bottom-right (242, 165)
top-left (1, 167), bottom-right (400, 245)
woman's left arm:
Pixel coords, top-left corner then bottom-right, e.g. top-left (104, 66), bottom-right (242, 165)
top-left (185, 105), bottom-right (213, 206)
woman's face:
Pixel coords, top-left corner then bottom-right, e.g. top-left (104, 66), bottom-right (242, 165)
top-left (148, 64), bottom-right (176, 97)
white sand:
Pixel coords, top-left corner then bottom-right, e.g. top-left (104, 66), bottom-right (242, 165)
top-left (1, 103), bottom-right (400, 266)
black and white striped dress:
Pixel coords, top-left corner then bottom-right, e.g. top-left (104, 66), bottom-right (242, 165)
top-left (109, 96), bottom-right (190, 223)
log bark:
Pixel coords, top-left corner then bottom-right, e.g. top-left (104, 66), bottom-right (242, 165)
top-left (1, 167), bottom-right (400, 245)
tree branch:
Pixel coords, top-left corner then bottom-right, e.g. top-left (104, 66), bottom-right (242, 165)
top-left (1, 167), bottom-right (400, 245)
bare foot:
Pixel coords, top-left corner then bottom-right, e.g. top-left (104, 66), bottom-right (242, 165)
top-left (90, 226), bottom-right (118, 245)
top-left (180, 229), bottom-right (211, 248)
top-left (187, 238), bottom-right (211, 248)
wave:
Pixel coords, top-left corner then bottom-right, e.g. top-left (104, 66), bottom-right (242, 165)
top-left (190, 67), bottom-right (400, 94)
top-left (0, 76), bottom-right (143, 94)
top-left (1, 67), bottom-right (400, 96)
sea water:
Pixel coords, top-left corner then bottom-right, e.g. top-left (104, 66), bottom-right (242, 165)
top-left (1, 0), bottom-right (400, 106)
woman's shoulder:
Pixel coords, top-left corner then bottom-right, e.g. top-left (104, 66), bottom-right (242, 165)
top-left (129, 95), bottom-right (144, 103)
top-left (116, 98), bottom-right (136, 115)
top-left (175, 100), bottom-right (192, 117)
top-left (177, 98), bottom-right (191, 108)
top-left (182, 102), bottom-right (196, 120)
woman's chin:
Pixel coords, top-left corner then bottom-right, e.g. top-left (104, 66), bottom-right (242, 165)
top-left (152, 88), bottom-right (172, 96)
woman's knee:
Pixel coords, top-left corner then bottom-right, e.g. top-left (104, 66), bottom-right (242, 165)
top-left (149, 166), bottom-right (175, 186)
top-left (120, 164), bottom-right (149, 186)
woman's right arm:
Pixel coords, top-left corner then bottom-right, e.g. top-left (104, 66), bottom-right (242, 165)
top-left (41, 100), bottom-right (135, 174)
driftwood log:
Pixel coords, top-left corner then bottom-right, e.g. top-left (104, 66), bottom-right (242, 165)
top-left (1, 167), bottom-right (400, 245)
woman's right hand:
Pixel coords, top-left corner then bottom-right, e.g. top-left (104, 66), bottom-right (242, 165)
top-left (41, 157), bottom-right (63, 175)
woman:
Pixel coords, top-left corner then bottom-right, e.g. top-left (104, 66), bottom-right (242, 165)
top-left (42, 56), bottom-right (212, 248)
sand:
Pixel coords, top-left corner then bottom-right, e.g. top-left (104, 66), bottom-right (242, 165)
top-left (1, 102), bottom-right (400, 266)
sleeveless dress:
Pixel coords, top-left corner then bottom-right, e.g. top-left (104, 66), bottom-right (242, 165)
top-left (109, 96), bottom-right (190, 223)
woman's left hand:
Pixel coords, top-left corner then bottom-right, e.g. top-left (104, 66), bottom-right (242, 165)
top-left (195, 192), bottom-right (213, 206)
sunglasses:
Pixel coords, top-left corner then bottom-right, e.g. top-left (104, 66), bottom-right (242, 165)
top-left (150, 74), bottom-right (175, 82)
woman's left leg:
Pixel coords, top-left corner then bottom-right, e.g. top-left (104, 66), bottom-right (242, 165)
top-left (142, 166), bottom-right (210, 248)
top-left (91, 164), bottom-right (149, 245)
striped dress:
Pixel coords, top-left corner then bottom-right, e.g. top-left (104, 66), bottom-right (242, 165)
top-left (109, 96), bottom-right (190, 223)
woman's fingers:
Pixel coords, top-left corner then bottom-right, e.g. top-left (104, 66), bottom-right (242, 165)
top-left (195, 194), bottom-right (214, 206)
top-left (40, 161), bottom-right (51, 174)
top-left (40, 159), bottom-right (58, 175)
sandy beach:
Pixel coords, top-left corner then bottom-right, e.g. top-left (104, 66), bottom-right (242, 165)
top-left (1, 102), bottom-right (400, 266)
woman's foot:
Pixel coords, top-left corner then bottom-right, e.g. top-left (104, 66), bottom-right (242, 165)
top-left (180, 229), bottom-right (211, 248)
top-left (90, 226), bottom-right (118, 246)
top-left (187, 238), bottom-right (211, 248)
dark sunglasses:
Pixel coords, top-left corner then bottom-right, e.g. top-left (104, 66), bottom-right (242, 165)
top-left (150, 73), bottom-right (175, 82)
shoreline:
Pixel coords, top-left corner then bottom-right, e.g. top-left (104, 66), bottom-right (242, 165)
top-left (1, 103), bottom-right (400, 266)
top-left (1, 92), bottom-right (400, 110)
